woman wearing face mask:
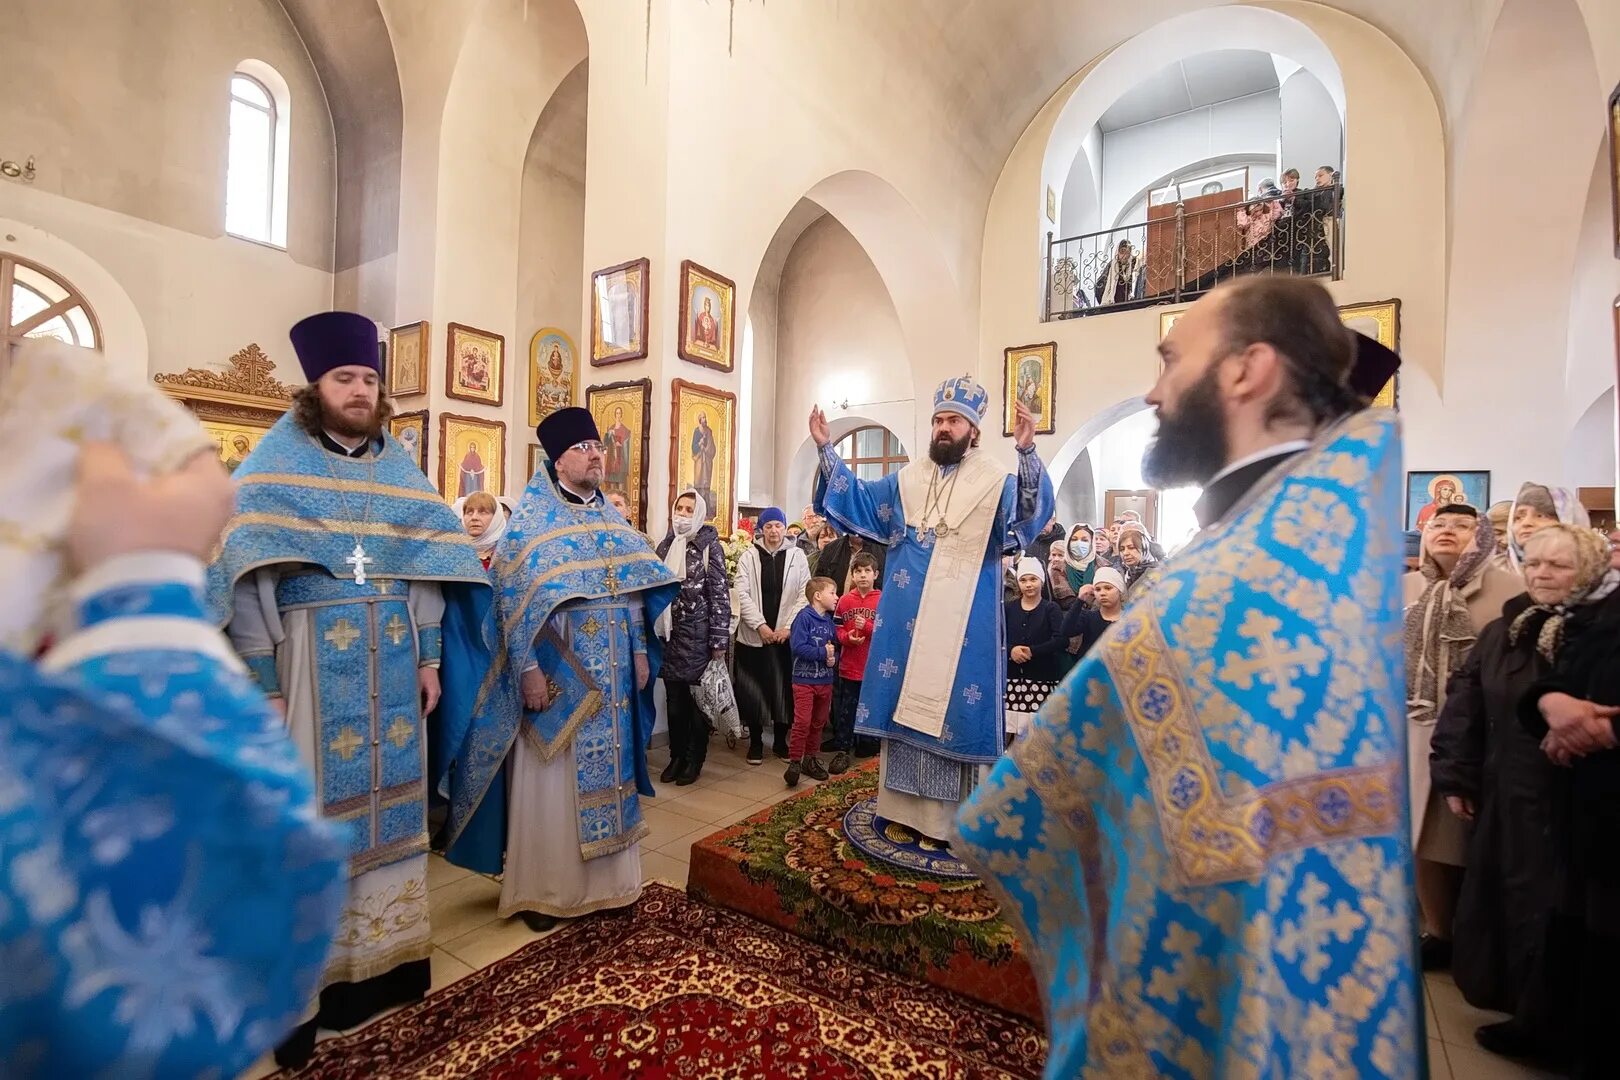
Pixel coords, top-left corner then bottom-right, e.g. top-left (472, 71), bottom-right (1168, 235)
top-left (1061, 566), bottom-right (1127, 661)
top-left (454, 492), bottom-right (509, 571)
top-left (1049, 524), bottom-right (1099, 612)
top-left (655, 489), bottom-right (731, 785)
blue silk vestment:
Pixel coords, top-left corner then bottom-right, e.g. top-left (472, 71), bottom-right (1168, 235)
top-left (814, 448), bottom-right (1054, 779)
top-left (0, 560), bottom-right (345, 1079)
top-left (208, 413), bottom-right (492, 877)
top-left (957, 411), bottom-right (1420, 1079)
top-left (443, 466), bottom-right (676, 872)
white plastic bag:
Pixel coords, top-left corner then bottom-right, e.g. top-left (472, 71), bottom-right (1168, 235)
top-left (695, 657), bottom-right (742, 742)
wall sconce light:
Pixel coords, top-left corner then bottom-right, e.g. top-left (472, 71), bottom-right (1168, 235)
top-left (0, 156), bottom-right (36, 183)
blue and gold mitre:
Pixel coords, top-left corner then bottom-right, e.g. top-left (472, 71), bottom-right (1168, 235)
top-left (933, 374), bottom-right (989, 428)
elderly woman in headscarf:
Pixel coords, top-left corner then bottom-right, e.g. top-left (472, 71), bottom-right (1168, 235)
top-left (1486, 500), bottom-right (1515, 572)
top-left (655, 488), bottom-right (731, 786)
top-left (454, 492), bottom-right (509, 571)
top-left (1403, 501), bottom-right (1523, 971)
top-left (1430, 525), bottom-right (1572, 1039)
top-left (1509, 482), bottom-right (1587, 568)
top-left (1511, 524), bottom-right (1620, 1076)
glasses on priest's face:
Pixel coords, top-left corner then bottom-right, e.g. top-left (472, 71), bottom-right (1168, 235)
top-left (569, 440), bottom-right (605, 456)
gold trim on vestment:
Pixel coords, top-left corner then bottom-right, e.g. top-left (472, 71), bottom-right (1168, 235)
top-left (238, 472), bottom-right (455, 507)
top-left (520, 688), bottom-right (606, 765)
top-left (497, 880), bottom-right (644, 921)
top-left (223, 512), bottom-right (483, 549)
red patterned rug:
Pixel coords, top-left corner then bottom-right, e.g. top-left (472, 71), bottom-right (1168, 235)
top-left (276, 883), bottom-right (1045, 1079)
top-left (687, 766), bottom-right (1043, 1023)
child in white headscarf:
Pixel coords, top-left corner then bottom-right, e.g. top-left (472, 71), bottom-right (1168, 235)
top-left (1003, 556), bottom-right (1065, 746)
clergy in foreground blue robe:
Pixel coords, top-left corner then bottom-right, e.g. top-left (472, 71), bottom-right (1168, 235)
top-left (810, 377), bottom-right (1055, 841)
top-left (956, 278), bottom-right (1419, 1078)
top-left (2, 555), bottom-right (346, 1079)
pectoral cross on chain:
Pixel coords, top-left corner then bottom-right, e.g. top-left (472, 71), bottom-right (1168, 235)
top-left (346, 543), bottom-right (374, 586)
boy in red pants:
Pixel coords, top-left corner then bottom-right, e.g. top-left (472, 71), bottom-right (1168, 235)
top-left (829, 552), bottom-right (881, 774)
top-left (786, 577), bottom-right (839, 787)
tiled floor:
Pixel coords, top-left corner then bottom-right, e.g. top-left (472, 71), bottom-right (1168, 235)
top-left (243, 738), bottom-right (1558, 1078)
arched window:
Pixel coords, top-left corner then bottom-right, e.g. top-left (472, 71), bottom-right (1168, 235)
top-left (834, 425), bottom-right (908, 481)
top-left (2, 254), bottom-right (101, 374)
top-left (226, 64), bottom-right (290, 246)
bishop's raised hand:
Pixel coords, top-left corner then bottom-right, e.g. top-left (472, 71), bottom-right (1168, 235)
top-left (809, 406), bottom-right (831, 448)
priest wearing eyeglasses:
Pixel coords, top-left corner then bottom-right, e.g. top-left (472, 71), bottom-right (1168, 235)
top-left (442, 408), bottom-right (677, 930)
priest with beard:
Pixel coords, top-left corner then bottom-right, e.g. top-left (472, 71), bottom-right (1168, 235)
top-left (209, 311), bottom-right (494, 1068)
top-left (956, 277), bottom-right (1418, 1077)
top-left (809, 378), bottom-right (1055, 843)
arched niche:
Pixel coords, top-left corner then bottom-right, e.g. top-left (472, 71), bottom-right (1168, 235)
top-left (1039, 8), bottom-right (1345, 249)
top-left (782, 412), bottom-right (910, 519)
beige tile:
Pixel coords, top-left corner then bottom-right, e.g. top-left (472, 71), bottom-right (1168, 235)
top-left (641, 849), bottom-right (690, 889)
top-left (1441, 1044), bottom-right (1559, 1080)
top-left (1427, 1039), bottom-right (1453, 1080)
top-left (642, 804), bottom-right (710, 850)
top-left (659, 823), bottom-right (722, 863)
top-left (439, 914), bottom-right (555, 970)
top-left (706, 769), bottom-right (801, 801)
top-left (1428, 973), bottom-right (1509, 1048)
top-left (428, 873), bottom-right (503, 945)
top-left (660, 786), bottom-right (757, 824)
top-left (430, 946), bottom-right (475, 990)
top-left (426, 853), bottom-right (473, 892)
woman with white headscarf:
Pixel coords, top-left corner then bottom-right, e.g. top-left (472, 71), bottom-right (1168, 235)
top-left (655, 489), bottom-right (730, 785)
top-left (453, 492), bottom-right (509, 571)
top-left (1003, 556), bottom-right (1064, 745)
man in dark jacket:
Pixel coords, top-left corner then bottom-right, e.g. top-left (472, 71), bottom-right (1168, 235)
top-left (815, 531), bottom-right (887, 593)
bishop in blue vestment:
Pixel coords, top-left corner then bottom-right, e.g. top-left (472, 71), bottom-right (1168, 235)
top-left (443, 408), bottom-right (676, 925)
top-left (956, 279), bottom-right (1420, 1078)
top-left (811, 377), bottom-right (1054, 841)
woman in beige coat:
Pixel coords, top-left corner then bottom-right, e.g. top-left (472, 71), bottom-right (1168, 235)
top-left (1404, 501), bottom-right (1524, 969)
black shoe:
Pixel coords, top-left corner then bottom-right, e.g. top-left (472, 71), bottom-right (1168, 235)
top-left (520, 911), bottom-right (559, 933)
top-left (773, 740), bottom-right (790, 760)
top-left (1419, 933), bottom-right (1452, 971)
top-left (747, 737), bottom-right (764, 765)
top-left (828, 751), bottom-right (850, 775)
top-left (784, 761), bottom-right (801, 787)
top-left (659, 758), bottom-right (683, 785)
top-left (801, 756), bottom-right (829, 782)
top-left (273, 1017), bottom-right (318, 1070)
top-left (1474, 1020), bottom-right (1542, 1059)
top-left (854, 737), bottom-right (880, 759)
top-left (675, 761), bottom-right (702, 786)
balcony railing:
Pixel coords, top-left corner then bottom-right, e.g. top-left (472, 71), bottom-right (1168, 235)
top-left (1044, 185), bottom-right (1343, 320)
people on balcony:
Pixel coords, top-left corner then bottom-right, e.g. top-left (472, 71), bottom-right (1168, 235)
top-left (1093, 238), bottom-right (1145, 307)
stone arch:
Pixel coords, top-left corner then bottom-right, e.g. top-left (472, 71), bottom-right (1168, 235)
top-left (782, 412), bottom-right (909, 519)
top-left (1039, 8), bottom-right (1346, 249)
top-left (745, 171), bottom-right (964, 504)
top-left (0, 219), bottom-right (147, 379)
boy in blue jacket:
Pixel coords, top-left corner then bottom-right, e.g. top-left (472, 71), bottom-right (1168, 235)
top-left (786, 576), bottom-right (839, 786)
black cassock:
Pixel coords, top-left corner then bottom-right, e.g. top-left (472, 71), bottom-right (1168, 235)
top-left (1430, 596), bottom-right (1557, 1014)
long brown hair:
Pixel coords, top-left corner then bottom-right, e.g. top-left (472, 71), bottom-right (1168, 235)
top-left (290, 383), bottom-right (395, 438)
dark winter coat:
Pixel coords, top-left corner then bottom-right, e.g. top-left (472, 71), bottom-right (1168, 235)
top-left (1430, 596), bottom-right (1555, 1013)
top-left (655, 525), bottom-right (731, 683)
top-left (815, 534), bottom-right (887, 593)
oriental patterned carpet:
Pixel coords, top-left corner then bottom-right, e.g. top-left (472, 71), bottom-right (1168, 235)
top-left (274, 883), bottom-right (1045, 1079)
top-left (686, 766), bottom-right (1044, 1024)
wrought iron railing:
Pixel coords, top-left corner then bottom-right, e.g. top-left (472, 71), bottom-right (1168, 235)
top-left (1043, 185), bottom-right (1343, 320)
